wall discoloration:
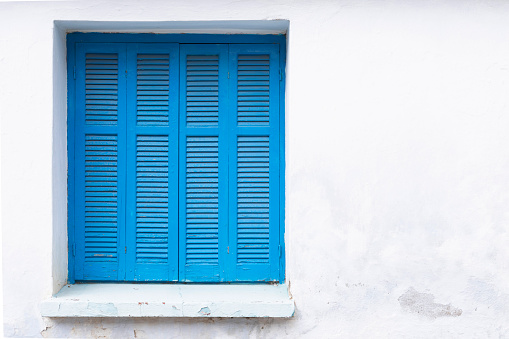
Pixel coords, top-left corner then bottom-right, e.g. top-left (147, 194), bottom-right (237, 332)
top-left (398, 287), bottom-right (462, 319)
top-left (134, 329), bottom-right (146, 338)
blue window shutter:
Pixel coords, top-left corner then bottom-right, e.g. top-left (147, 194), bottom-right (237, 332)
top-left (74, 43), bottom-right (128, 280)
top-left (179, 44), bottom-right (229, 282)
top-left (70, 37), bottom-right (284, 283)
top-left (125, 44), bottom-right (179, 281)
top-left (227, 44), bottom-right (280, 281)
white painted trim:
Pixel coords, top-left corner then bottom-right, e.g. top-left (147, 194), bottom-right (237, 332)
top-left (54, 20), bottom-right (289, 34)
top-left (41, 284), bottom-right (295, 318)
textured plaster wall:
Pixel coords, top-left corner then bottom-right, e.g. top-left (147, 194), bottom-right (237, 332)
top-left (2, 0), bottom-right (509, 337)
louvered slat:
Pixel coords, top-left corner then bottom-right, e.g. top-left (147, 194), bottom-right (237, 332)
top-left (237, 136), bottom-right (270, 263)
top-left (237, 55), bottom-right (270, 126)
top-left (84, 135), bottom-right (118, 261)
top-left (186, 55), bottom-right (219, 126)
top-left (85, 53), bottom-right (118, 125)
top-left (137, 54), bottom-right (170, 125)
top-left (136, 135), bottom-right (169, 263)
top-left (186, 136), bottom-right (219, 263)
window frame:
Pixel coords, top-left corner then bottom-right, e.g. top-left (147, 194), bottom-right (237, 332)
top-left (66, 33), bottom-right (287, 284)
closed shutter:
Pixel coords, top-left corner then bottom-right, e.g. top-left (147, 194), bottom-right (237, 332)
top-left (74, 43), bottom-right (127, 280)
top-left (228, 45), bottom-right (280, 281)
top-left (125, 44), bottom-right (179, 281)
top-left (179, 45), bottom-right (229, 282)
top-left (71, 39), bottom-right (284, 283)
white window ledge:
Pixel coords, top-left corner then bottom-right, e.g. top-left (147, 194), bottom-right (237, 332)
top-left (41, 284), bottom-right (295, 318)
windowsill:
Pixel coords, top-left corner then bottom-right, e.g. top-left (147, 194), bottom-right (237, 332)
top-left (40, 283), bottom-right (295, 318)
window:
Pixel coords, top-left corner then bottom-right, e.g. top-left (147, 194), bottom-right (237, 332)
top-left (67, 33), bottom-right (286, 283)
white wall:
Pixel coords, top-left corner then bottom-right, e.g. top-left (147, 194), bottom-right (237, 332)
top-left (3, 0), bottom-right (509, 337)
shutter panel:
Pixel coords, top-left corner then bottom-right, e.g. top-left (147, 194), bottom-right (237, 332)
top-left (126, 44), bottom-right (179, 281)
top-left (179, 45), bottom-right (229, 282)
top-left (71, 40), bottom-right (283, 283)
top-left (228, 45), bottom-right (280, 281)
top-left (74, 43), bottom-right (127, 280)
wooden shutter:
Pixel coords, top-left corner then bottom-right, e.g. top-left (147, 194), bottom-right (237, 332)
top-left (125, 44), bottom-right (179, 281)
top-left (179, 44), bottom-right (229, 282)
top-left (71, 39), bottom-right (284, 283)
top-left (74, 43), bottom-right (127, 280)
top-left (227, 45), bottom-right (280, 281)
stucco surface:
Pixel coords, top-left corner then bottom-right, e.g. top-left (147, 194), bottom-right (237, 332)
top-left (3, 0), bottom-right (509, 337)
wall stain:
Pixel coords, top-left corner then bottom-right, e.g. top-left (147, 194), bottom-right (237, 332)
top-left (134, 329), bottom-right (146, 338)
top-left (398, 287), bottom-right (462, 319)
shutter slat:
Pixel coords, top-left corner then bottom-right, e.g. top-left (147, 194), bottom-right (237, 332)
top-left (85, 53), bottom-right (118, 125)
top-left (236, 136), bottom-right (270, 263)
top-left (136, 54), bottom-right (170, 126)
top-left (186, 55), bottom-right (219, 127)
top-left (83, 135), bottom-right (119, 263)
top-left (185, 136), bottom-right (219, 264)
top-left (135, 135), bottom-right (169, 263)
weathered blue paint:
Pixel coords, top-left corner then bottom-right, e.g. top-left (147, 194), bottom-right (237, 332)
top-left (228, 44), bottom-right (280, 282)
top-left (68, 34), bottom-right (286, 283)
top-left (178, 44), bottom-right (229, 282)
top-left (278, 40), bottom-right (286, 283)
top-left (67, 37), bottom-right (76, 284)
top-left (125, 43), bottom-right (180, 281)
top-left (68, 33), bottom-right (285, 45)
top-left (74, 43), bottom-right (127, 281)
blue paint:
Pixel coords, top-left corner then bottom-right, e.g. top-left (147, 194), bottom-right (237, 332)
top-left (125, 43), bottom-right (180, 281)
top-left (68, 33), bottom-right (285, 45)
top-left (67, 37), bottom-right (76, 284)
top-left (73, 43), bottom-right (127, 281)
top-left (228, 45), bottom-right (280, 282)
top-left (68, 34), bottom-right (285, 283)
top-left (179, 44), bottom-right (229, 282)
top-left (278, 40), bottom-right (286, 283)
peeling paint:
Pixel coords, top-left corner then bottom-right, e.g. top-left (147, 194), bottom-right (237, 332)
top-left (199, 307), bottom-right (211, 316)
top-left (40, 325), bottom-right (51, 338)
top-left (398, 287), bottom-right (462, 319)
top-left (40, 284), bottom-right (293, 318)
